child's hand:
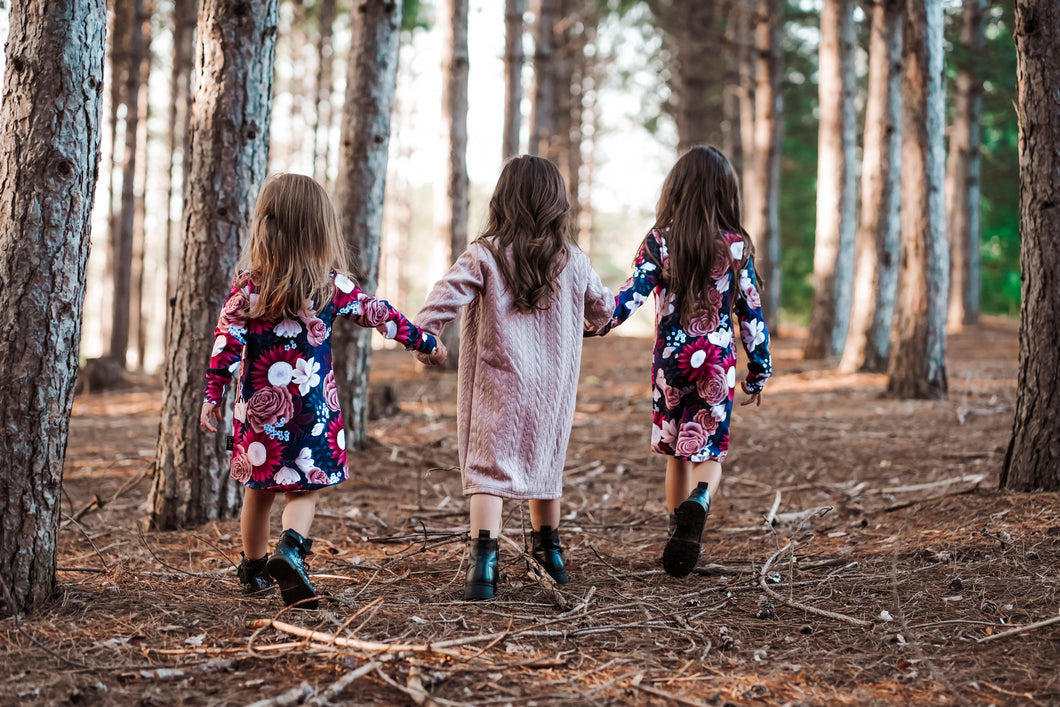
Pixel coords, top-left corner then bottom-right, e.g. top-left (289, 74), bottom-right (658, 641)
top-left (200, 402), bottom-right (222, 432)
top-left (417, 339), bottom-right (448, 366)
top-left (739, 381), bottom-right (762, 407)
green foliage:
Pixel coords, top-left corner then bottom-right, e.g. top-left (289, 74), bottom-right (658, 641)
top-left (402, 0), bottom-right (430, 32)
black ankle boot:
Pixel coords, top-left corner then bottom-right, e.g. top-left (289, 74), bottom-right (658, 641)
top-left (236, 553), bottom-right (275, 596)
top-left (530, 526), bottom-right (570, 585)
top-left (464, 530), bottom-right (499, 601)
top-left (663, 482), bottom-right (710, 578)
top-left (267, 529), bottom-right (318, 609)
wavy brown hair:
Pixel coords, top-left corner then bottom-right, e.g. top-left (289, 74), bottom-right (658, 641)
top-left (237, 173), bottom-right (353, 320)
top-left (648, 145), bottom-right (753, 327)
top-left (475, 155), bottom-right (574, 313)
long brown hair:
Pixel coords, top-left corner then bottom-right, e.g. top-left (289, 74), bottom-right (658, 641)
top-left (649, 145), bottom-right (753, 327)
top-left (237, 173), bottom-right (352, 320)
top-left (475, 155), bottom-right (575, 313)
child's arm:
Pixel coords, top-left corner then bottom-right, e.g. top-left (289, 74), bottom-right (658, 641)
top-left (202, 281), bottom-right (249, 431)
top-left (412, 244), bottom-right (486, 341)
top-left (583, 264), bottom-right (615, 332)
top-left (595, 232), bottom-right (662, 336)
top-left (333, 273), bottom-right (438, 355)
top-left (733, 255), bottom-right (773, 397)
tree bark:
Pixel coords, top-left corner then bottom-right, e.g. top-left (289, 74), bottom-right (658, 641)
top-left (885, 0), bottom-right (948, 400)
top-left (840, 0), bottom-right (902, 373)
top-left (150, 0), bottom-right (279, 529)
top-left (0, 0), bottom-right (105, 616)
top-left (130, 2), bottom-right (153, 371)
top-left (530, 0), bottom-right (558, 159)
top-left (805, 0), bottom-right (857, 359)
top-left (312, 0), bottom-right (337, 185)
top-left (945, 0), bottom-right (986, 331)
top-left (1001, 0), bottom-right (1060, 491)
top-left (332, 0), bottom-right (404, 446)
top-left (504, 0), bottom-right (524, 160)
top-left (434, 0), bottom-right (469, 372)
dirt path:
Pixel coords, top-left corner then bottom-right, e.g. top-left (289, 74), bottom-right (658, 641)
top-left (3, 318), bottom-right (1057, 706)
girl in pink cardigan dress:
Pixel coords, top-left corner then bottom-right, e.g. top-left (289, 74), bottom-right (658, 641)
top-left (415, 156), bottom-right (614, 600)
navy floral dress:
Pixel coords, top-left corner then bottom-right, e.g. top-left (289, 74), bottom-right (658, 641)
top-left (600, 229), bottom-right (772, 462)
top-left (204, 272), bottom-right (437, 492)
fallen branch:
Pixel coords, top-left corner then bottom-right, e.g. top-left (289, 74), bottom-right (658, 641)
top-left (497, 534), bottom-right (571, 611)
top-left (976, 613), bottom-right (1060, 644)
top-left (250, 618), bottom-right (495, 656)
top-left (244, 682), bottom-right (314, 707)
top-left (759, 540), bottom-right (872, 628)
top-left (307, 661), bottom-right (382, 706)
top-left (879, 474), bottom-right (987, 511)
top-left (628, 675), bottom-right (711, 707)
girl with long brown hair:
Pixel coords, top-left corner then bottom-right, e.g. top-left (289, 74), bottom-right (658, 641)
top-left (596, 146), bottom-right (773, 578)
top-left (200, 173), bottom-right (443, 608)
top-left (414, 155), bottom-right (614, 600)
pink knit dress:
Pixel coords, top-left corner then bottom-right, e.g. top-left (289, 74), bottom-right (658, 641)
top-left (414, 241), bottom-right (614, 499)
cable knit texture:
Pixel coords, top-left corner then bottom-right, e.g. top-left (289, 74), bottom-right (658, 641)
top-left (414, 241), bottom-right (614, 499)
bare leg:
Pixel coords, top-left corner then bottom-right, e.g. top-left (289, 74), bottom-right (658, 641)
top-left (281, 491), bottom-right (318, 538)
top-left (469, 493), bottom-right (503, 538)
top-left (665, 457), bottom-right (722, 512)
top-left (528, 498), bottom-right (561, 530)
top-left (241, 488), bottom-right (277, 558)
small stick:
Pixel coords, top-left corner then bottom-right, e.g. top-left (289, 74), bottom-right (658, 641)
top-left (244, 682), bottom-right (314, 707)
top-left (250, 619), bottom-right (478, 656)
top-left (497, 534), bottom-right (571, 610)
top-left (765, 490), bottom-right (782, 526)
top-left (308, 661), bottom-right (382, 705)
top-left (759, 540), bottom-right (872, 628)
top-left (976, 613), bottom-right (1060, 644)
top-left (629, 678), bottom-right (711, 707)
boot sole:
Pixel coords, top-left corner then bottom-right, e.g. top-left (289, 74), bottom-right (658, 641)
top-left (266, 557), bottom-right (319, 609)
top-left (663, 499), bottom-right (707, 578)
top-left (463, 582), bottom-right (496, 601)
top-left (530, 557), bottom-right (570, 584)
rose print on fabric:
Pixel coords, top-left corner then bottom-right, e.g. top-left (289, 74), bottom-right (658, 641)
top-left (247, 385), bottom-right (294, 433)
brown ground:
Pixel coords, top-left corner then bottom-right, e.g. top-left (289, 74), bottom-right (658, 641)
top-left (3, 317), bottom-right (1058, 706)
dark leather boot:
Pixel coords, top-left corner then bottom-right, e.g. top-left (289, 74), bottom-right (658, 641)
top-left (663, 482), bottom-right (710, 578)
top-left (464, 530), bottom-right (499, 600)
top-left (530, 526), bottom-right (570, 584)
top-left (267, 529), bottom-right (318, 609)
top-left (236, 553), bottom-right (274, 596)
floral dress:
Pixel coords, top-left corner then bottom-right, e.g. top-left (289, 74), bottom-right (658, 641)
top-left (600, 229), bottom-right (772, 463)
top-left (203, 272), bottom-right (437, 492)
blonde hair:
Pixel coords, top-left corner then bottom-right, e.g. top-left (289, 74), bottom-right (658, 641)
top-left (237, 173), bottom-right (352, 320)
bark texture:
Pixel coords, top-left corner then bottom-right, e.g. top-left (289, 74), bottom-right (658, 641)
top-left (805, 0), bottom-right (857, 359)
top-left (885, 0), bottom-right (948, 399)
top-left (1002, 0), bottom-right (1060, 491)
top-left (0, 0), bottom-right (106, 615)
top-left (312, 0), bottom-right (337, 184)
top-left (840, 0), bottom-right (902, 373)
top-left (332, 0), bottom-right (403, 446)
top-left (503, 0), bottom-right (524, 159)
top-left (150, 0), bottom-right (279, 529)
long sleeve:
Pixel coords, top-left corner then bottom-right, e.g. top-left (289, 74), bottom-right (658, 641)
top-left (583, 262), bottom-right (615, 331)
top-left (734, 256), bottom-right (773, 393)
top-left (413, 244), bottom-right (486, 336)
top-left (332, 273), bottom-right (437, 354)
top-left (597, 233), bottom-right (663, 336)
top-left (203, 282), bottom-right (248, 405)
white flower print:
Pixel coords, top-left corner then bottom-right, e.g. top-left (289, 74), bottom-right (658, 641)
top-left (726, 365), bottom-right (736, 389)
top-left (291, 358), bottom-right (321, 395)
top-left (626, 291), bottom-right (646, 311)
top-left (689, 349), bottom-right (707, 369)
top-left (383, 320), bottom-right (398, 339)
top-left (311, 422), bottom-right (325, 436)
top-left (228, 360), bottom-right (241, 374)
top-left (247, 441), bottom-right (267, 467)
top-left (268, 361), bottom-right (294, 387)
top-left (234, 401), bottom-right (247, 423)
top-left (742, 319), bottom-right (766, 352)
top-left (212, 335), bottom-right (227, 357)
top-left (335, 273), bottom-right (356, 293)
top-left (711, 403), bottom-right (728, 422)
top-left (730, 240), bottom-right (745, 260)
top-left (336, 428), bottom-right (346, 451)
top-left (639, 262), bottom-right (657, 274)
top-left (274, 318), bottom-right (302, 338)
top-left (739, 269), bottom-right (753, 294)
top-left (714, 273), bottom-right (731, 293)
top-left (273, 466), bottom-right (300, 486)
top-left (707, 329), bottom-right (732, 348)
top-left (294, 447), bottom-right (316, 472)
top-left (662, 346), bottom-right (675, 359)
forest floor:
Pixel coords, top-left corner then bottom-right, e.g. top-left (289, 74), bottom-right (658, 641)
top-left (3, 317), bottom-right (1058, 707)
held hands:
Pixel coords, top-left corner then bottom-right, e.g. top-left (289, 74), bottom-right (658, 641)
top-left (200, 402), bottom-right (222, 432)
top-left (739, 380), bottom-right (762, 407)
top-left (416, 339), bottom-right (448, 366)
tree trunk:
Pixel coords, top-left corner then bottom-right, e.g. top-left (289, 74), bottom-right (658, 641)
top-left (885, 0), bottom-right (948, 400)
top-left (312, 0), bottom-right (337, 185)
top-left (945, 0), bottom-right (986, 331)
top-left (741, 0), bottom-right (783, 335)
top-left (805, 0), bottom-right (857, 359)
top-left (150, 0), bottom-right (279, 529)
top-left (503, 0), bottom-right (524, 159)
top-left (0, 0), bottom-right (105, 616)
top-left (530, 0), bottom-right (558, 159)
top-left (839, 0), bottom-right (902, 373)
top-left (130, 3), bottom-right (153, 371)
top-left (434, 0), bottom-right (469, 372)
top-left (1001, 0), bottom-right (1060, 491)
top-left (332, 0), bottom-right (404, 446)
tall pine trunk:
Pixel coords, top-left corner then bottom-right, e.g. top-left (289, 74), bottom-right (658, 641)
top-left (332, 0), bottom-right (403, 446)
top-left (945, 0), bottom-right (986, 331)
top-left (530, 0), bottom-right (559, 159)
top-left (805, 0), bottom-right (857, 359)
top-left (1001, 0), bottom-right (1060, 491)
top-left (150, 0), bottom-right (279, 529)
top-left (840, 0), bottom-right (902, 373)
top-left (312, 0), bottom-right (337, 185)
top-left (885, 0), bottom-right (948, 400)
top-left (0, 0), bottom-right (105, 616)
top-left (130, 3), bottom-right (153, 371)
top-left (503, 0), bottom-right (524, 159)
